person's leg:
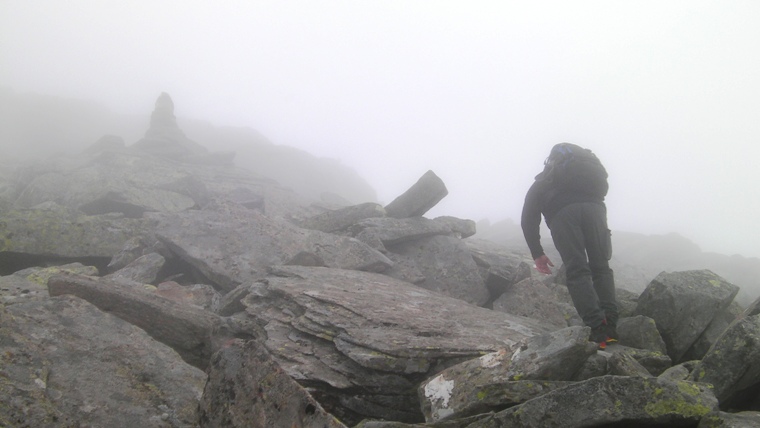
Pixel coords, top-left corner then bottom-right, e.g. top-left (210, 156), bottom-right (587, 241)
top-left (549, 204), bottom-right (606, 328)
top-left (582, 203), bottom-right (618, 334)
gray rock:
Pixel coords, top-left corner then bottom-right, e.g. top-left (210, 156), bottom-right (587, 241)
top-left (492, 278), bottom-right (568, 329)
top-left (0, 263), bottom-right (98, 305)
top-left (616, 286), bottom-right (641, 318)
top-left (155, 282), bottom-right (221, 311)
top-left (387, 235), bottom-right (490, 306)
top-left (0, 291), bottom-right (206, 427)
top-left (691, 313), bottom-right (760, 407)
top-left (382, 251), bottom-right (427, 285)
top-left (300, 202), bottom-right (386, 233)
top-left (433, 216), bottom-right (476, 239)
top-left (683, 300), bottom-right (744, 361)
top-left (199, 339), bottom-right (347, 428)
top-left (104, 252), bottom-right (165, 285)
top-left (83, 134), bottom-right (125, 154)
top-left (470, 376), bottom-right (718, 428)
top-left (634, 270), bottom-right (740, 363)
top-left (0, 203), bottom-right (149, 259)
top-left (48, 272), bottom-right (263, 370)
top-left (418, 326), bottom-right (596, 422)
top-left (573, 344), bottom-right (672, 380)
top-left (384, 170), bottom-right (448, 218)
top-left (698, 410), bottom-right (760, 427)
top-left (572, 352), bottom-right (608, 381)
top-left (617, 315), bottom-right (668, 354)
top-left (465, 238), bottom-right (529, 302)
top-left (349, 216), bottom-right (454, 249)
top-left (659, 361), bottom-right (699, 381)
top-left (239, 265), bottom-right (550, 425)
top-left (107, 236), bottom-right (157, 272)
top-left (607, 350), bottom-right (655, 377)
top-left (154, 201), bottom-right (393, 293)
top-left (618, 346), bottom-right (673, 377)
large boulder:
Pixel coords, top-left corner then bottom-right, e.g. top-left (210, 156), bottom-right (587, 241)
top-left (471, 376), bottom-right (718, 428)
top-left (0, 272), bottom-right (206, 427)
top-left (418, 326), bottom-right (596, 422)
top-left (236, 265), bottom-right (551, 425)
top-left (634, 270), bottom-right (740, 363)
top-left (690, 313), bottom-right (760, 408)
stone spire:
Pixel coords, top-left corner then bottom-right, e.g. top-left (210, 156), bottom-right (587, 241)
top-left (149, 92), bottom-right (178, 128)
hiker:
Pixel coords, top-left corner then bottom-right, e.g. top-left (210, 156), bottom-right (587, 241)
top-left (521, 142), bottom-right (618, 348)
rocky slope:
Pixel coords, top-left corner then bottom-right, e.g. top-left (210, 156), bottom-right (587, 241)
top-left (1, 94), bottom-right (760, 427)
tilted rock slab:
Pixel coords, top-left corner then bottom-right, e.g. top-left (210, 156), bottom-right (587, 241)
top-left (238, 265), bottom-right (552, 425)
top-left (469, 376), bottom-right (718, 428)
top-left (634, 270), bottom-right (739, 363)
top-left (199, 339), bottom-right (347, 428)
top-left (690, 313), bottom-right (760, 407)
top-left (0, 281), bottom-right (206, 427)
top-left (48, 272), bottom-right (262, 370)
top-left (384, 170), bottom-right (448, 218)
top-left (153, 201), bottom-right (393, 293)
top-left (348, 216), bottom-right (456, 250)
top-left (418, 326), bottom-right (596, 422)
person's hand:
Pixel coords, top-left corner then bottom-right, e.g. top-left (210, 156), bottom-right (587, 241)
top-left (534, 255), bottom-right (554, 275)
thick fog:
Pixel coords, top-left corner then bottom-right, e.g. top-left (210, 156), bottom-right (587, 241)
top-left (2, 1), bottom-right (759, 258)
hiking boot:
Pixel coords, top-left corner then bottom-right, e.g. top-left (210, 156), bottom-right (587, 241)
top-left (605, 312), bottom-right (619, 342)
top-left (589, 323), bottom-right (608, 349)
top-left (605, 322), bottom-right (619, 343)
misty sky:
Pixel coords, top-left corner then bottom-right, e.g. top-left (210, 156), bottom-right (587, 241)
top-left (2, 1), bottom-right (760, 257)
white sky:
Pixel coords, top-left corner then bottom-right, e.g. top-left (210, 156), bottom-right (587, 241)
top-left (2, 1), bottom-right (759, 257)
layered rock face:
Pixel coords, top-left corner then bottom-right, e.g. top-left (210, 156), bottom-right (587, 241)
top-left (1, 94), bottom-right (760, 427)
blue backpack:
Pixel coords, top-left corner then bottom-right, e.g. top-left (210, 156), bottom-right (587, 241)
top-left (540, 143), bottom-right (608, 198)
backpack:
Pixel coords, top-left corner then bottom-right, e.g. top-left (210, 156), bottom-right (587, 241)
top-left (539, 143), bottom-right (609, 198)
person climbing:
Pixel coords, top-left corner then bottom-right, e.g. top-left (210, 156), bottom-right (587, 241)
top-left (521, 142), bottom-right (618, 348)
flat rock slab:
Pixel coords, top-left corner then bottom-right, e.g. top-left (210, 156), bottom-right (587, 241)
top-left (154, 201), bottom-right (392, 292)
top-left (0, 204), bottom-right (149, 258)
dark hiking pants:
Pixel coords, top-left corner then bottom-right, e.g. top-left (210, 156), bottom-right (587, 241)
top-left (549, 202), bottom-right (617, 328)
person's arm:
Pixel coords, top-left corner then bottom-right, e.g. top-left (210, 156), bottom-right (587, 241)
top-left (521, 181), bottom-right (554, 274)
top-left (521, 180), bottom-right (545, 260)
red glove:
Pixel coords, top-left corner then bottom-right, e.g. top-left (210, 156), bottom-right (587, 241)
top-left (534, 255), bottom-right (554, 275)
